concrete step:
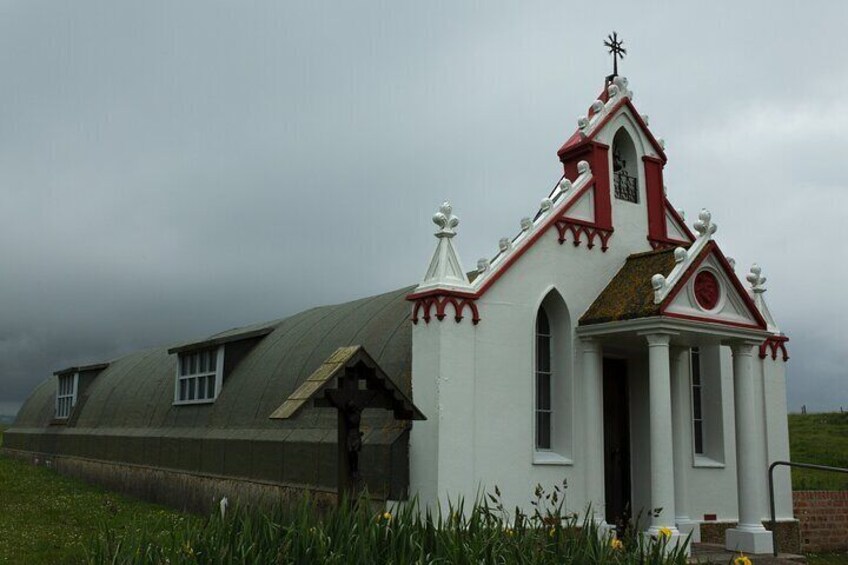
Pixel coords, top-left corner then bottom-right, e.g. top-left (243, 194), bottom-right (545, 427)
top-left (690, 543), bottom-right (806, 564)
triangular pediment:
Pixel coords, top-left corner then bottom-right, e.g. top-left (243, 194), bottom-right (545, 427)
top-left (662, 243), bottom-right (766, 330)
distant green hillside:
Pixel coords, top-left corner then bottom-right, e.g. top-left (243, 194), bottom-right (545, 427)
top-left (789, 411), bottom-right (848, 491)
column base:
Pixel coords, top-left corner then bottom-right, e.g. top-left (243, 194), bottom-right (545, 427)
top-left (725, 526), bottom-right (774, 554)
top-left (645, 527), bottom-right (692, 556)
top-left (675, 519), bottom-right (701, 544)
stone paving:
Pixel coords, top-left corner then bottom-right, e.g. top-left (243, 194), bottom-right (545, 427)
top-left (690, 543), bottom-right (807, 564)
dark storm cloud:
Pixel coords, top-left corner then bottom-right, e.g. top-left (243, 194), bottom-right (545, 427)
top-left (0, 1), bottom-right (846, 414)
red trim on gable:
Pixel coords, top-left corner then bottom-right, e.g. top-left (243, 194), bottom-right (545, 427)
top-left (659, 240), bottom-right (768, 331)
top-left (558, 98), bottom-right (667, 164)
top-left (411, 294), bottom-right (480, 325)
top-left (643, 155), bottom-right (667, 243)
top-left (555, 218), bottom-right (613, 251)
top-left (664, 199), bottom-right (696, 242)
top-left (559, 142), bottom-right (612, 231)
top-left (760, 335), bottom-right (789, 362)
top-left (662, 312), bottom-right (764, 331)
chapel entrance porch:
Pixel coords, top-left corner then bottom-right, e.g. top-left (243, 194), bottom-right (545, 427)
top-left (578, 319), bottom-right (774, 555)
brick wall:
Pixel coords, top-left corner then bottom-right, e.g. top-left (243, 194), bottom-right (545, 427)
top-left (793, 490), bottom-right (848, 552)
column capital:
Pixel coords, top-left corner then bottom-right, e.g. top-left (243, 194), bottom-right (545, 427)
top-left (579, 336), bottom-right (601, 351)
top-left (730, 340), bottom-right (760, 357)
top-left (639, 331), bottom-right (679, 347)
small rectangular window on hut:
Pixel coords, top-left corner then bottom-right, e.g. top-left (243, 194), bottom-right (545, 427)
top-left (55, 373), bottom-right (78, 419)
top-left (174, 346), bottom-right (224, 405)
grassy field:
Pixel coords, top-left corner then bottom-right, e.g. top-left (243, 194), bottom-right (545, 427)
top-left (0, 425), bottom-right (199, 564)
top-left (788, 411), bottom-right (848, 491)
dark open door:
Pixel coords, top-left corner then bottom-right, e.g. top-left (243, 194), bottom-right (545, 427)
top-left (603, 358), bottom-right (631, 530)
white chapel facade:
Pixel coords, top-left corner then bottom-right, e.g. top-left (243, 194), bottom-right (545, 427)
top-left (406, 74), bottom-right (792, 554)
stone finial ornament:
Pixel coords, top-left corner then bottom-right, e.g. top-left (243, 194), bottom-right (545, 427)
top-left (417, 201), bottom-right (472, 291)
top-left (498, 237), bottom-right (512, 252)
top-left (727, 257), bottom-right (736, 270)
top-left (693, 209), bottom-right (717, 238)
top-left (591, 100), bottom-right (604, 113)
top-left (658, 138), bottom-right (666, 150)
top-left (677, 209), bottom-right (685, 220)
top-left (641, 114), bottom-right (650, 125)
top-left (477, 258), bottom-right (490, 273)
top-left (673, 247), bottom-right (687, 263)
top-left (578, 116), bottom-right (589, 129)
top-left (746, 264), bottom-right (767, 293)
top-left (559, 178), bottom-right (572, 192)
top-left (577, 160), bottom-right (591, 175)
top-left (432, 201), bottom-right (459, 236)
top-left (539, 198), bottom-right (553, 213)
top-left (520, 217), bottom-right (533, 232)
top-left (651, 274), bottom-right (667, 302)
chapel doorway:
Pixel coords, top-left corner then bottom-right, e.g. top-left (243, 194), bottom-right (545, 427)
top-left (603, 357), bottom-right (632, 530)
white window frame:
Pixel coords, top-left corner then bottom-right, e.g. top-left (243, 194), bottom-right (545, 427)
top-left (55, 372), bottom-right (79, 419)
top-left (690, 347), bottom-right (705, 456)
top-left (535, 308), bottom-right (553, 451)
top-left (173, 346), bottom-right (224, 405)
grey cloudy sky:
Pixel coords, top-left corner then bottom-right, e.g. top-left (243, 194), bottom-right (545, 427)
top-left (0, 1), bottom-right (846, 415)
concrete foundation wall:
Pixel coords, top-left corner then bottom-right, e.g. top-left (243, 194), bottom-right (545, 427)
top-left (2, 447), bottom-right (338, 515)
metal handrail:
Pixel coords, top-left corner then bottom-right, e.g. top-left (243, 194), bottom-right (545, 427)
top-left (768, 460), bottom-right (848, 557)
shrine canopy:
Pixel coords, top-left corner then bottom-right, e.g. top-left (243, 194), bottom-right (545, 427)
top-left (270, 346), bottom-right (425, 422)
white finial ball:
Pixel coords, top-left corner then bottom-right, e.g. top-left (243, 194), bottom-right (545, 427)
top-left (651, 274), bottom-right (666, 291)
top-left (641, 114), bottom-right (650, 125)
top-left (539, 198), bottom-right (553, 213)
top-left (477, 258), bottom-right (490, 273)
top-left (673, 247), bottom-right (687, 263)
top-left (607, 84), bottom-right (620, 98)
top-left (591, 100), bottom-right (604, 113)
top-left (577, 160), bottom-right (590, 175)
top-left (520, 217), bottom-right (532, 231)
top-left (498, 237), bottom-right (511, 252)
top-left (559, 178), bottom-right (572, 192)
top-left (727, 257), bottom-right (736, 270)
top-left (578, 116), bottom-right (589, 129)
top-left (658, 138), bottom-right (666, 150)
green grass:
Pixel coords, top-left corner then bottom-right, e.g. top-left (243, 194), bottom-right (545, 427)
top-left (0, 426), bottom-right (199, 564)
top-left (788, 411), bottom-right (848, 491)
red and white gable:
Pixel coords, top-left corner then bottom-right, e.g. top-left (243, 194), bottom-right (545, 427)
top-left (651, 210), bottom-right (767, 331)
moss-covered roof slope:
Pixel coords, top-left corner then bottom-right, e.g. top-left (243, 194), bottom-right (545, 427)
top-left (579, 248), bottom-right (677, 326)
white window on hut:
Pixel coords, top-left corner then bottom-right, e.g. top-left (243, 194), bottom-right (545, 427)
top-left (174, 346), bottom-right (224, 404)
top-left (55, 373), bottom-right (78, 419)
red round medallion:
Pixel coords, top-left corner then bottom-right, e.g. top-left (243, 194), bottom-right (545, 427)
top-left (694, 271), bottom-right (720, 310)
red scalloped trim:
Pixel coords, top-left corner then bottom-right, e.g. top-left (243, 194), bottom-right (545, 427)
top-left (555, 219), bottom-right (613, 251)
top-left (411, 294), bottom-right (480, 325)
top-left (759, 335), bottom-right (789, 362)
top-left (648, 238), bottom-right (691, 250)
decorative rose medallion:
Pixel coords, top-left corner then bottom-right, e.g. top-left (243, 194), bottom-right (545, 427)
top-left (694, 271), bottom-right (720, 310)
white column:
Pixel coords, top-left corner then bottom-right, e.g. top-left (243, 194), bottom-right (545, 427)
top-left (645, 332), bottom-right (678, 536)
top-left (671, 347), bottom-right (700, 542)
top-left (581, 337), bottom-right (606, 525)
top-left (726, 342), bottom-right (774, 554)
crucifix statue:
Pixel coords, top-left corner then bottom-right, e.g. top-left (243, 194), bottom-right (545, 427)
top-left (604, 31), bottom-right (627, 81)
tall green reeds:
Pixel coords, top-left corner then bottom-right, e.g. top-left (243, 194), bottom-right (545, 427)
top-left (84, 483), bottom-right (689, 564)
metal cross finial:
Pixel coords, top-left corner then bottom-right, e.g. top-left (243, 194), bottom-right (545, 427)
top-left (604, 32), bottom-right (627, 79)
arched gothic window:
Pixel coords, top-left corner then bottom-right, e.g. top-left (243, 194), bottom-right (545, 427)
top-left (534, 291), bottom-right (573, 461)
top-left (536, 308), bottom-right (552, 449)
top-left (612, 127), bottom-right (639, 203)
